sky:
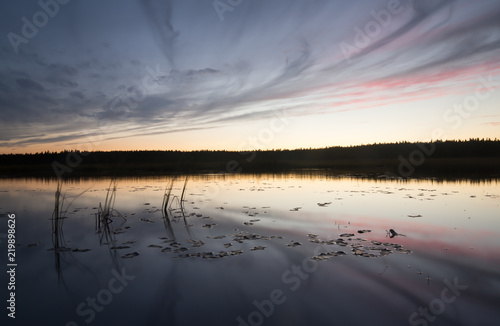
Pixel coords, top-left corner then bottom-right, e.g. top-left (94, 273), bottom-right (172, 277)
top-left (0, 0), bottom-right (499, 154)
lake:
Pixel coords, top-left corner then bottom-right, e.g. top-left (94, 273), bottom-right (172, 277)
top-left (1, 173), bottom-right (499, 326)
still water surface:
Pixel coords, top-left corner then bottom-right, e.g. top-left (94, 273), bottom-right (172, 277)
top-left (0, 173), bottom-right (499, 326)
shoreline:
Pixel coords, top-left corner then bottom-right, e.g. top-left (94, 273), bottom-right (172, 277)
top-left (1, 140), bottom-right (499, 179)
top-left (1, 158), bottom-right (499, 180)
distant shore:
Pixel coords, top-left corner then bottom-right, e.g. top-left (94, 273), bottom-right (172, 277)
top-left (1, 139), bottom-right (499, 179)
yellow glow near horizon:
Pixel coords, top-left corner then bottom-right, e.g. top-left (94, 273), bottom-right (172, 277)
top-left (2, 77), bottom-right (499, 155)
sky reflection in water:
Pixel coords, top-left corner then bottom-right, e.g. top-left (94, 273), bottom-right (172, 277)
top-left (0, 174), bottom-right (499, 326)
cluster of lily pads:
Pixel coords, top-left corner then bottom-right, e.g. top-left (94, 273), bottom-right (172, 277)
top-left (164, 231), bottom-right (275, 259)
top-left (118, 231), bottom-right (287, 260)
top-left (309, 232), bottom-right (412, 261)
top-left (117, 225), bottom-right (412, 262)
top-left (98, 195), bottom-right (414, 261)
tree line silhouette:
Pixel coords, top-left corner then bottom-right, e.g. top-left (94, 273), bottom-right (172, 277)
top-left (0, 139), bottom-right (499, 178)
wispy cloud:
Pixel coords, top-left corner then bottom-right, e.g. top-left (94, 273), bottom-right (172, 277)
top-left (1, 0), bottom-right (499, 151)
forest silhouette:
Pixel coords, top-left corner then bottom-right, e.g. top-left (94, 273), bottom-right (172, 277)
top-left (0, 139), bottom-right (498, 178)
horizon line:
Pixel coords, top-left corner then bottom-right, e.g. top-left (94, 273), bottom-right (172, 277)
top-left (1, 137), bottom-right (498, 155)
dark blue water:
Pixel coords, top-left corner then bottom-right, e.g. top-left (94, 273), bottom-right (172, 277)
top-left (1, 175), bottom-right (499, 326)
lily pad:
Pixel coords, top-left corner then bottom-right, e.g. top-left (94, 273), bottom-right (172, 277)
top-left (72, 248), bottom-right (91, 252)
top-left (111, 246), bottom-right (131, 250)
top-left (121, 252), bottom-right (139, 259)
top-left (148, 245), bottom-right (162, 248)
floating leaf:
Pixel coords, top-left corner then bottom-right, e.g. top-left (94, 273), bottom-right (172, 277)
top-left (121, 252), bottom-right (139, 259)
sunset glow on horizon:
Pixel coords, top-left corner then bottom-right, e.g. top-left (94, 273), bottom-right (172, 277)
top-left (1, 0), bottom-right (499, 154)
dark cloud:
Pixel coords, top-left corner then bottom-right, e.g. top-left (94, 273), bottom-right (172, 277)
top-left (45, 75), bottom-right (78, 88)
top-left (96, 93), bottom-right (176, 122)
top-left (154, 68), bottom-right (221, 86)
top-left (0, 81), bottom-right (10, 93)
top-left (16, 78), bottom-right (45, 92)
top-left (70, 90), bottom-right (85, 100)
top-left (49, 63), bottom-right (79, 76)
top-left (32, 94), bottom-right (58, 105)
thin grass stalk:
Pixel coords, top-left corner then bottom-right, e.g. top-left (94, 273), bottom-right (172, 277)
top-left (52, 181), bottom-right (68, 248)
top-left (105, 181), bottom-right (117, 219)
top-left (162, 178), bottom-right (176, 239)
top-left (180, 176), bottom-right (188, 212)
top-left (162, 178), bottom-right (175, 217)
top-left (179, 176), bottom-right (192, 236)
top-left (96, 180), bottom-right (119, 245)
top-left (52, 181), bottom-right (66, 280)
